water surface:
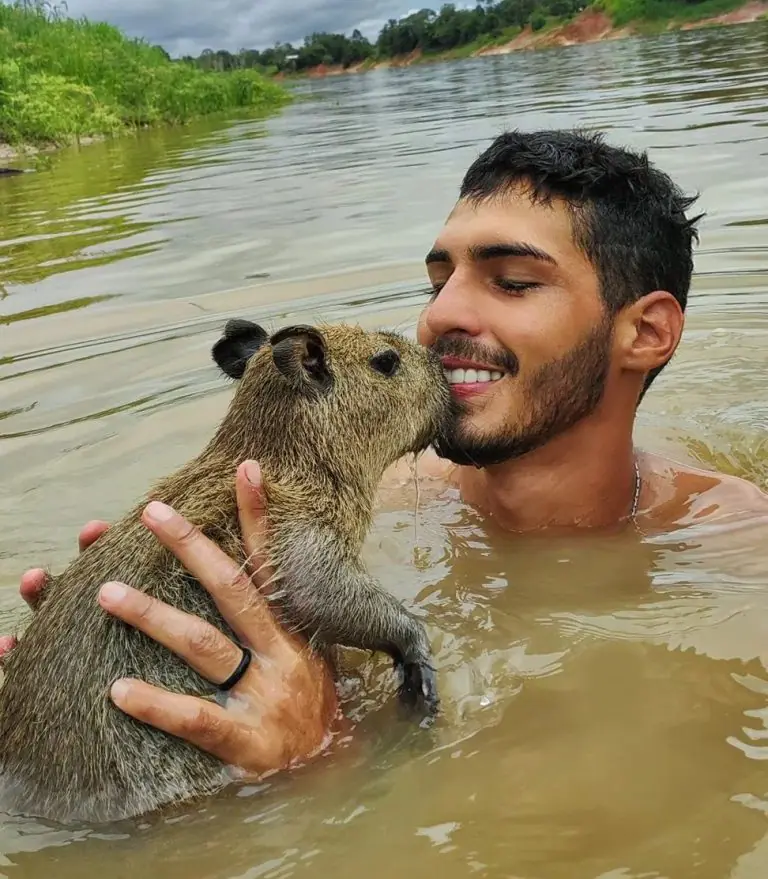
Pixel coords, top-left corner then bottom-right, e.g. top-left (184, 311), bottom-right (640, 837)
top-left (1, 20), bottom-right (768, 879)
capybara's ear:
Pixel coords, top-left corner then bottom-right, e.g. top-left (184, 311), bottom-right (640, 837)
top-left (270, 325), bottom-right (333, 398)
top-left (212, 319), bottom-right (269, 379)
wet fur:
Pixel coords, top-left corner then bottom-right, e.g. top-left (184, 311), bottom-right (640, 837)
top-left (0, 320), bottom-right (454, 825)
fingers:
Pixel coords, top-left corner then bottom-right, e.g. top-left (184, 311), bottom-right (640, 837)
top-left (20, 568), bottom-right (48, 610)
top-left (78, 520), bottom-right (110, 553)
top-left (235, 461), bottom-right (275, 590)
top-left (0, 635), bottom-right (17, 664)
top-left (99, 582), bottom-right (245, 686)
top-left (109, 678), bottom-right (275, 773)
top-left (18, 521), bottom-right (110, 613)
top-left (139, 496), bottom-right (281, 651)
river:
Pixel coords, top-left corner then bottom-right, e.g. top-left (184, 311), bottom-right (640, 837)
top-left (1, 19), bottom-right (768, 879)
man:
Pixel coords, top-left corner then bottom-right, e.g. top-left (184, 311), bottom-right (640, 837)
top-left (2, 128), bottom-right (766, 782)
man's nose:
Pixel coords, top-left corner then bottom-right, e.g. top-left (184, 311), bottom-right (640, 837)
top-left (423, 276), bottom-right (483, 340)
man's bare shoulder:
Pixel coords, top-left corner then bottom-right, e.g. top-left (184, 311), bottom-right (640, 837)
top-left (639, 449), bottom-right (768, 528)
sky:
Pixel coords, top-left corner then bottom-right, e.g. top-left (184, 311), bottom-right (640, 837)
top-left (60, 0), bottom-right (433, 57)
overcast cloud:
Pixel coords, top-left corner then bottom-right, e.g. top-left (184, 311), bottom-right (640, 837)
top-left (60, 0), bottom-right (430, 57)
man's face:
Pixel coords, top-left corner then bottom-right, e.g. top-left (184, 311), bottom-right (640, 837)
top-left (417, 188), bottom-right (615, 468)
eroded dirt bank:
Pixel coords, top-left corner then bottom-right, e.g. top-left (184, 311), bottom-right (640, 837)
top-left (301, 0), bottom-right (768, 77)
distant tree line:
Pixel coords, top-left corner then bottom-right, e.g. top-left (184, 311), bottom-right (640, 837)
top-left (181, 0), bottom-right (720, 73)
top-left (181, 0), bottom-right (586, 74)
top-left (182, 30), bottom-right (371, 74)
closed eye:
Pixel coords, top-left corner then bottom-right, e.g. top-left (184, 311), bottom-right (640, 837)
top-left (495, 279), bottom-right (541, 295)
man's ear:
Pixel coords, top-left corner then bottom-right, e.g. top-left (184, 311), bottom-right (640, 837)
top-left (270, 325), bottom-right (333, 398)
top-left (614, 291), bottom-right (684, 376)
top-left (212, 319), bottom-right (269, 379)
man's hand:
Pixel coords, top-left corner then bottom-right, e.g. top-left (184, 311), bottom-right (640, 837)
top-left (0, 461), bottom-right (340, 778)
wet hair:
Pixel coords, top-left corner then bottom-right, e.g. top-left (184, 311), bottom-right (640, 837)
top-left (458, 128), bottom-right (704, 397)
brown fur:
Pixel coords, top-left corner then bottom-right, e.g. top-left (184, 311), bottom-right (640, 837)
top-left (0, 320), bottom-right (456, 825)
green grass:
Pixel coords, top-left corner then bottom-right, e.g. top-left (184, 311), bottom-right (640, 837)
top-left (599, 0), bottom-right (750, 28)
top-left (0, 0), bottom-right (291, 148)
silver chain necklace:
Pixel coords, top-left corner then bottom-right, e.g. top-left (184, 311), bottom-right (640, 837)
top-left (629, 458), bottom-right (641, 520)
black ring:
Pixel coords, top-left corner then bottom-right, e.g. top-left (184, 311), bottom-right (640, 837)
top-left (217, 645), bottom-right (253, 692)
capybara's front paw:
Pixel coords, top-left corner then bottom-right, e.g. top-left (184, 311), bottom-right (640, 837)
top-left (396, 660), bottom-right (440, 724)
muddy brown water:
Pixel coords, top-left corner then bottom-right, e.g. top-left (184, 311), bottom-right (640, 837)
top-left (1, 20), bottom-right (768, 879)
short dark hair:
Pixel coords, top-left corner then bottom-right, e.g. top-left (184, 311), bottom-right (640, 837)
top-left (458, 128), bottom-right (704, 395)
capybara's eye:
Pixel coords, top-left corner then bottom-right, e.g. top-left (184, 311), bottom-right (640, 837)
top-left (370, 349), bottom-right (400, 377)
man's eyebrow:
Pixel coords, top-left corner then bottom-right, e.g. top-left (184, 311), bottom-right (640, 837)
top-left (471, 242), bottom-right (557, 264)
top-left (424, 242), bottom-right (557, 266)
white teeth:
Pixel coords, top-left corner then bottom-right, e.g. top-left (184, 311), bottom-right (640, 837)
top-left (443, 367), bottom-right (504, 385)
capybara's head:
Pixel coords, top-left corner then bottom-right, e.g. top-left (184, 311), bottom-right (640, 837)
top-left (211, 319), bottom-right (458, 473)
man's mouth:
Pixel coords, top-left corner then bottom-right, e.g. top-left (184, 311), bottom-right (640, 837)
top-left (441, 357), bottom-right (504, 389)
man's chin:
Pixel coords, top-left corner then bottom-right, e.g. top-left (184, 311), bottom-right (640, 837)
top-left (432, 428), bottom-right (520, 469)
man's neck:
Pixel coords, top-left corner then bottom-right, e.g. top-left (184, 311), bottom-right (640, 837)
top-left (454, 417), bottom-right (640, 534)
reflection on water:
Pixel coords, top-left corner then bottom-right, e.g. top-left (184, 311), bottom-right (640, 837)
top-left (1, 18), bottom-right (768, 879)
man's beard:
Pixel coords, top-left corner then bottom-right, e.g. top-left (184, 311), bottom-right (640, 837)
top-left (431, 316), bottom-right (614, 468)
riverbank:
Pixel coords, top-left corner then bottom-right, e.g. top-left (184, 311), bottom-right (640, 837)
top-left (298, 0), bottom-right (767, 78)
top-left (475, 0), bottom-right (768, 56)
top-left (0, 134), bottom-right (106, 164)
top-left (0, 2), bottom-right (291, 165)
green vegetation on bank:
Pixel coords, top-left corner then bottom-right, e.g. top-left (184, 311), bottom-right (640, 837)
top-left (186, 0), bottom-right (754, 75)
top-left (0, 0), bottom-right (290, 148)
top-left (600, 0), bottom-right (756, 27)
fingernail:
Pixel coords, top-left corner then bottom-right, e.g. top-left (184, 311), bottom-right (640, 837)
top-left (244, 460), bottom-right (261, 486)
top-left (145, 500), bottom-right (174, 522)
top-left (110, 678), bottom-right (132, 704)
top-left (100, 581), bottom-right (128, 605)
